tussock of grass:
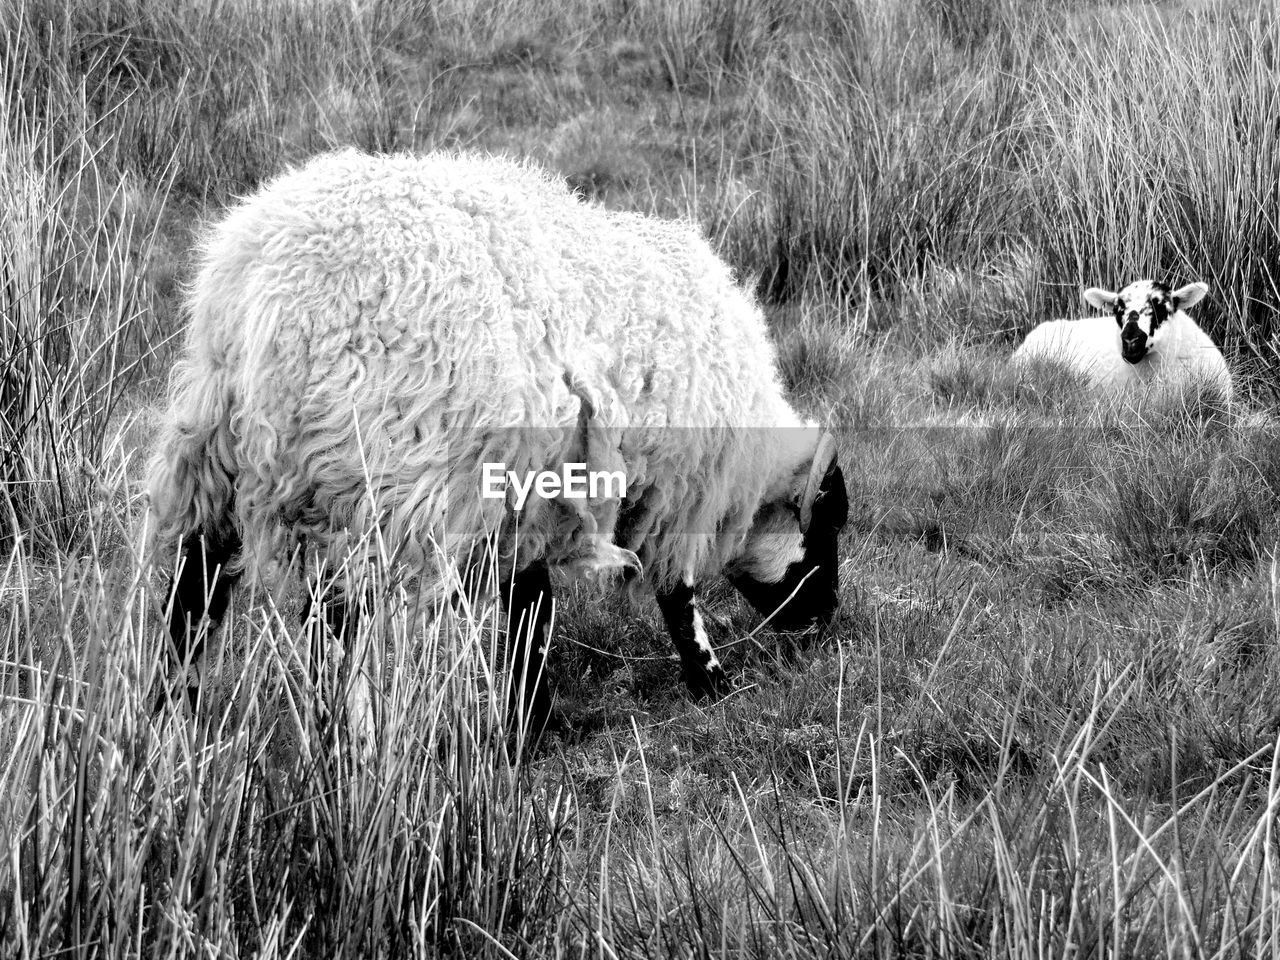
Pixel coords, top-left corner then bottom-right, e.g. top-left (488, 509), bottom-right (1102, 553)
top-left (1101, 420), bottom-right (1280, 578)
top-left (770, 303), bottom-right (867, 400)
top-left (0, 78), bottom-right (172, 552)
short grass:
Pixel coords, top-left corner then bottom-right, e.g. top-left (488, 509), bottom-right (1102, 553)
top-left (4, 0), bottom-right (1280, 956)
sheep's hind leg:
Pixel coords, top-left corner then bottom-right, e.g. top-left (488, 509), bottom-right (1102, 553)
top-left (505, 561), bottom-right (556, 734)
top-left (162, 530), bottom-right (241, 710)
top-left (656, 581), bottom-right (728, 699)
top-left (305, 582), bottom-right (375, 760)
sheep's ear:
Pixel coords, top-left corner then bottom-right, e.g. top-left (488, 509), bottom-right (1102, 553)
top-left (1083, 288), bottom-right (1118, 311)
top-left (1171, 282), bottom-right (1208, 311)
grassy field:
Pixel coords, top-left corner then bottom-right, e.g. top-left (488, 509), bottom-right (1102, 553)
top-left (4, 0), bottom-right (1280, 956)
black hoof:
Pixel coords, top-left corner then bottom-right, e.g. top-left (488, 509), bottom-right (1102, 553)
top-left (683, 665), bottom-right (730, 701)
top-left (507, 685), bottom-right (557, 736)
top-left (149, 680), bottom-right (201, 715)
top-left (505, 704), bottom-right (562, 757)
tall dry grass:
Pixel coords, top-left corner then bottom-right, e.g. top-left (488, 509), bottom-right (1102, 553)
top-left (8, 0), bottom-right (1278, 346)
top-left (1029, 3), bottom-right (1280, 352)
top-left (1, 500), bottom-right (571, 956)
top-left (4, 508), bottom-right (1279, 955)
top-left (710, 0), bottom-right (1280, 351)
top-left (0, 42), bottom-right (172, 552)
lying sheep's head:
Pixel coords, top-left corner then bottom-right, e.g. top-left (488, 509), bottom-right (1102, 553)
top-left (1084, 279), bottom-right (1209, 364)
top-left (724, 433), bottom-right (848, 631)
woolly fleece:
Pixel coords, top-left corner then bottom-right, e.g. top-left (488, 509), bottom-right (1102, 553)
top-left (148, 150), bottom-right (819, 595)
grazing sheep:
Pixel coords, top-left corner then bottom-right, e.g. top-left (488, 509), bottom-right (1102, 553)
top-left (148, 149), bottom-right (849, 728)
top-left (1012, 280), bottom-right (1232, 402)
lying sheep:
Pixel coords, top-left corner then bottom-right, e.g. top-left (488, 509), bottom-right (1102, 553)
top-left (147, 149), bottom-right (849, 728)
top-left (1012, 280), bottom-right (1232, 402)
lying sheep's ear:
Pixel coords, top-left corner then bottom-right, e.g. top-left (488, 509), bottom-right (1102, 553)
top-left (1083, 288), bottom-right (1118, 311)
top-left (1171, 282), bottom-right (1209, 311)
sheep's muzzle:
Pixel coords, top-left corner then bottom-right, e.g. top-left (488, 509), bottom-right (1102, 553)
top-left (1120, 322), bottom-right (1148, 364)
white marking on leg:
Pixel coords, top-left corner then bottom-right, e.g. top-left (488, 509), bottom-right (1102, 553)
top-left (690, 603), bottom-right (720, 672)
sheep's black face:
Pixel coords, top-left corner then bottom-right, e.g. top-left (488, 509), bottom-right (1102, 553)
top-left (725, 460), bottom-right (848, 631)
top-left (1114, 280), bottom-right (1173, 363)
top-left (1086, 279), bottom-right (1178, 365)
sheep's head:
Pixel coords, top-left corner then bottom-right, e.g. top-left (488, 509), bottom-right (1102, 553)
top-left (724, 433), bottom-right (848, 631)
top-left (1084, 279), bottom-right (1209, 364)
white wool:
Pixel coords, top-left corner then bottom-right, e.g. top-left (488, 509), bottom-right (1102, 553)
top-left (1012, 287), bottom-right (1232, 402)
top-left (146, 149), bottom-right (825, 596)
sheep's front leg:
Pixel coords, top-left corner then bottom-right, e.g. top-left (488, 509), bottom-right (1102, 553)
top-left (656, 581), bottom-right (728, 699)
top-left (505, 561), bottom-right (555, 731)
